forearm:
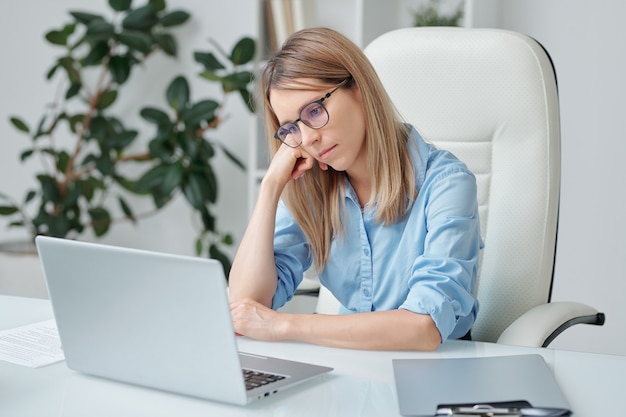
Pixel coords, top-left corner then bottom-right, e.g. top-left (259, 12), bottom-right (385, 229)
top-left (228, 178), bottom-right (284, 307)
top-left (284, 309), bottom-right (442, 351)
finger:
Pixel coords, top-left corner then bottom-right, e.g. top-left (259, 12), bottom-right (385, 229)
top-left (292, 156), bottom-right (314, 179)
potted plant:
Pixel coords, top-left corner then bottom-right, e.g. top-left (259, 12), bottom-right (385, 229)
top-left (0, 0), bottom-right (256, 277)
top-left (413, 0), bottom-right (464, 27)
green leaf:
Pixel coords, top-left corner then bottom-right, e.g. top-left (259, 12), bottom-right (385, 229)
top-left (56, 151), bottom-right (71, 172)
top-left (135, 164), bottom-right (169, 191)
top-left (36, 175), bottom-right (61, 203)
top-left (238, 88), bottom-right (255, 113)
top-left (221, 71), bottom-right (253, 93)
top-left (0, 206), bottom-right (19, 216)
top-left (45, 31), bottom-right (67, 46)
top-left (195, 238), bottom-right (203, 256)
top-left (150, 187), bottom-right (170, 208)
top-left (198, 70), bottom-right (222, 83)
top-left (175, 132), bottom-right (198, 158)
top-left (25, 190), bottom-right (37, 203)
top-left (70, 11), bottom-right (105, 25)
top-left (160, 161), bottom-right (184, 197)
top-left (10, 117), bottom-right (30, 133)
top-left (148, 138), bottom-right (174, 160)
top-left (85, 19), bottom-right (115, 42)
top-left (109, 0), bottom-right (132, 12)
top-left (149, 0), bottom-right (166, 12)
top-left (118, 179), bottom-right (147, 195)
top-left (181, 172), bottom-right (206, 210)
top-left (217, 142), bottom-right (246, 170)
top-left (88, 207), bottom-right (111, 237)
top-left (109, 55), bottom-right (131, 84)
top-left (159, 10), bottom-right (190, 27)
top-left (194, 52), bottom-right (225, 71)
top-left (117, 30), bottom-right (153, 54)
top-left (20, 149), bottom-right (34, 162)
top-left (222, 233), bottom-right (234, 246)
top-left (58, 56), bottom-right (81, 84)
top-left (96, 89), bottom-right (118, 110)
top-left (88, 115), bottom-right (108, 140)
top-left (45, 24), bottom-right (76, 46)
top-left (209, 243), bottom-right (232, 278)
top-left (46, 63), bottom-right (60, 80)
top-left (81, 41), bottom-right (109, 66)
top-left (166, 76), bottom-right (190, 112)
top-left (118, 196), bottom-right (136, 222)
top-left (155, 33), bottom-right (176, 56)
top-left (199, 164), bottom-right (217, 203)
top-left (108, 130), bottom-right (138, 149)
top-left (198, 138), bottom-right (215, 159)
top-left (181, 99), bottom-right (219, 126)
top-left (122, 5), bottom-right (158, 31)
top-left (230, 37), bottom-right (256, 65)
top-left (65, 82), bottom-right (82, 99)
top-left (76, 178), bottom-right (95, 202)
top-left (95, 156), bottom-right (116, 176)
top-left (140, 107), bottom-right (171, 126)
top-left (64, 182), bottom-right (82, 207)
top-left (200, 206), bottom-right (214, 231)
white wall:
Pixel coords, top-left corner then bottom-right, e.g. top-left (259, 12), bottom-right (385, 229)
top-left (0, 0), bottom-right (258, 259)
top-left (472, 0), bottom-right (626, 356)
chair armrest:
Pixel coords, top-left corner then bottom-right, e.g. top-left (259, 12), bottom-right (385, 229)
top-left (497, 301), bottom-right (605, 348)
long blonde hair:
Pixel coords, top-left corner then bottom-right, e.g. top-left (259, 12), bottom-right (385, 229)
top-left (261, 28), bottom-right (417, 272)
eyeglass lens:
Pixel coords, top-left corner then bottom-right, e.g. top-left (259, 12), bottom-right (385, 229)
top-left (276, 100), bottom-right (329, 147)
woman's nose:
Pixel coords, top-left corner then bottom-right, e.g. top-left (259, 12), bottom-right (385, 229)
top-left (299, 125), bottom-right (321, 147)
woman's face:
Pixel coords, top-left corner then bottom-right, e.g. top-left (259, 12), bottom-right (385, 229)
top-left (269, 79), bottom-right (367, 174)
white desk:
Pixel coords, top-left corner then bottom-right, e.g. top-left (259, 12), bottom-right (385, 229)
top-left (1, 295), bottom-right (621, 417)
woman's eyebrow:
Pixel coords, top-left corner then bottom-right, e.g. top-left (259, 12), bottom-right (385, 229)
top-left (280, 93), bottom-right (322, 124)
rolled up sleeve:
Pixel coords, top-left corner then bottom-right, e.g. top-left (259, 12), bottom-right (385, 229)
top-left (400, 167), bottom-right (481, 341)
top-left (271, 201), bottom-right (312, 309)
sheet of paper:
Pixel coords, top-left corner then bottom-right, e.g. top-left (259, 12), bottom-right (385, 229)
top-left (0, 319), bottom-right (64, 368)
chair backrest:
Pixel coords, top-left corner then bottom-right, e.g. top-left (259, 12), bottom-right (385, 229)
top-left (364, 27), bottom-right (561, 342)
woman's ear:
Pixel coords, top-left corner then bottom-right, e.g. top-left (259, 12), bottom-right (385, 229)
top-left (318, 161), bottom-right (328, 171)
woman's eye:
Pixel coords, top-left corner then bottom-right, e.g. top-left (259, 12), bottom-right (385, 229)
top-left (304, 104), bottom-right (323, 120)
top-left (279, 123), bottom-right (298, 137)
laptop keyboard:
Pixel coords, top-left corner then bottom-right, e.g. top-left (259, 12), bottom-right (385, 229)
top-left (243, 369), bottom-right (286, 391)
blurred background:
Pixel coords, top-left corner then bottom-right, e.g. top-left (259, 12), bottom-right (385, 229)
top-left (1, 0), bottom-right (624, 356)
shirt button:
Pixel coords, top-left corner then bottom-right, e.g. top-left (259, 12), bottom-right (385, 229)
top-left (363, 289), bottom-right (370, 297)
top-left (363, 248), bottom-right (370, 256)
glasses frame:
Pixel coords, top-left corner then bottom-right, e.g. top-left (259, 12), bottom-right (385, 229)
top-left (273, 78), bottom-right (350, 148)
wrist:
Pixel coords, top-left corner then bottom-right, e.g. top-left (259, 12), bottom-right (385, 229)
top-left (276, 313), bottom-right (299, 341)
top-left (259, 175), bottom-right (287, 201)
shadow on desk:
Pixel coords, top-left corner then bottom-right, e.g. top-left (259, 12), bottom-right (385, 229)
top-left (58, 371), bottom-right (395, 417)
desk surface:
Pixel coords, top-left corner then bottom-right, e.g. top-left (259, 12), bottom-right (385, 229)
top-left (1, 295), bottom-right (622, 417)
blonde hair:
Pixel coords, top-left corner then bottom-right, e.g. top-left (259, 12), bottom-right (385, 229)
top-left (261, 28), bottom-right (417, 272)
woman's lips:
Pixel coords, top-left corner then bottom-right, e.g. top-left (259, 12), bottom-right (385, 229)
top-left (318, 145), bottom-right (337, 160)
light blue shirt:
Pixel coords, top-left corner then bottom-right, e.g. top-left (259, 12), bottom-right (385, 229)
top-left (271, 126), bottom-right (482, 342)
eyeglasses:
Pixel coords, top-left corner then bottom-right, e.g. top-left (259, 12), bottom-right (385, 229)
top-left (274, 79), bottom-right (350, 148)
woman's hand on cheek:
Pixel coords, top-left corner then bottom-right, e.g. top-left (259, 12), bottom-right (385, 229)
top-left (265, 145), bottom-right (316, 186)
top-left (291, 152), bottom-right (315, 179)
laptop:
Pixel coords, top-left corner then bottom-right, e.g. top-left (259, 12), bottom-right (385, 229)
top-left (35, 235), bottom-right (332, 405)
top-left (393, 354), bottom-right (570, 416)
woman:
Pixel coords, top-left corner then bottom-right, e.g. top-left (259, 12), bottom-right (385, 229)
top-left (229, 27), bottom-right (481, 351)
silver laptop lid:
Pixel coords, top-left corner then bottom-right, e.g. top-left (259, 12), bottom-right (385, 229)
top-left (36, 236), bottom-right (248, 405)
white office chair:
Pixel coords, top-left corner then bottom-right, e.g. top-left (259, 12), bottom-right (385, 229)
top-left (315, 27), bottom-right (605, 347)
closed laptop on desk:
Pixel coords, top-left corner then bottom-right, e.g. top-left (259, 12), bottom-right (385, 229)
top-left (35, 236), bottom-right (332, 405)
top-left (393, 354), bottom-right (570, 417)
